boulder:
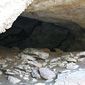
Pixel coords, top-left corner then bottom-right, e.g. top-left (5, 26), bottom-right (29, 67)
top-left (39, 68), bottom-right (56, 80)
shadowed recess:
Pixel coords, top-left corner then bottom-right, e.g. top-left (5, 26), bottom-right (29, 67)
top-left (0, 16), bottom-right (85, 51)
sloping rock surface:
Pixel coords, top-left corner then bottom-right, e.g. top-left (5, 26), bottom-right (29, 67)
top-left (23, 0), bottom-right (85, 28)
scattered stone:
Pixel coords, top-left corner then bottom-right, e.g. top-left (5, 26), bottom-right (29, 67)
top-left (2, 64), bottom-right (8, 68)
top-left (15, 65), bottom-right (24, 71)
top-left (66, 63), bottom-right (79, 70)
top-left (0, 82), bottom-right (2, 85)
top-left (78, 58), bottom-right (85, 62)
top-left (31, 69), bottom-right (41, 79)
top-left (45, 79), bottom-right (53, 83)
top-left (27, 61), bottom-right (42, 68)
top-left (45, 60), bottom-right (49, 63)
top-left (0, 48), bottom-right (85, 85)
top-left (20, 54), bottom-right (36, 61)
top-left (23, 74), bottom-right (29, 80)
top-left (5, 69), bottom-right (16, 76)
top-left (66, 57), bottom-right (77, 63)
top-left (35, 83), bottom-right (45, 85)
top-left (6, 58), bottom-right (13, 62)
top-left (42, 62), bottom-right (47, 67)
top-left (32, 78), bottom-right (38, 83)
top-left (39, 68), bottom-right (56, 80)
top-left (23, 48), bottom-right (49, 59)
top-left (55, 69), bottom-right (85, 85)
top-left (0, 60), bottom-right (7, 68)
top-left (0, 71), bottom-right (2, 75)
top-left (58, 61), bottom-right (67, 68)
top-left (76, 52), bottom-right (85, 57)
top-left (50, 58), bottom-right (60, 63)
top-left (8, 76), bottom-right (21, 84)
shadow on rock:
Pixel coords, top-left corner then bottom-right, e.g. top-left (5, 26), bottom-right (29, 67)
top-left (0, 16), bottom-right (85, 52)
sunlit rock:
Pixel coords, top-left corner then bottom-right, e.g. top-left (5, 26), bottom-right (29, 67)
top-left (8, 76), bottom-right (21, 84)
top-left (66, 62), bottom-right (79, 69)
top-left (0, 0), bottom-right (33, 33)
top-left (55, 69), bottom-right (85, 85)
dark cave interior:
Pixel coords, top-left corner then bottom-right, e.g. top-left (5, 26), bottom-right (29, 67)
top-left (0, 16), bottom-right (85, 51)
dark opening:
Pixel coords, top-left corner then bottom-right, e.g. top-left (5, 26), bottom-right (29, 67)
top-left (0, 16), bottom-right (85, 51)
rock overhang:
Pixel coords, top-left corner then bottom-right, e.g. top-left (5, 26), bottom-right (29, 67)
top-left (0, 0), bottom-right (85, 33)
top-left (23, 0), bottom-right (85, 28)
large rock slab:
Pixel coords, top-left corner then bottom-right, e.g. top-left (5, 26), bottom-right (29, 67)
top-left (23, 0), bottom-right (85, 28)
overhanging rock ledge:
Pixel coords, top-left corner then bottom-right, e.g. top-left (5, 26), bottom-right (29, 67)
top-left (0, 0), bottom-right (85, 33)
top-left (23, 0), bottom-right (85, 28)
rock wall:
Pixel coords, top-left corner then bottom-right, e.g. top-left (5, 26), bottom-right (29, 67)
top-left (23, 0), bottom-right (85, 28)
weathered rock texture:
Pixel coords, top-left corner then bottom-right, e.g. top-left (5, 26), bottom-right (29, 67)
top-left (23, 0), bottom-right (85, 28)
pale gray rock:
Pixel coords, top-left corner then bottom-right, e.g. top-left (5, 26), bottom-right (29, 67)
top-left (32, 78), bottom-right (38, 83)
top-left (65, 57), bottom-right (77, 63)
top-left (31, 69), bottom-right (41, 79)
top-left (35, 83), bottom-right (45, 85)
top-left (66, 62), bottom-right (79, 70)
top-left (78, 58), bottom-right (85, 62)
top-left (23, 48), bottom-right (49, 59)
top-left (39, 68), bottom-right (56, 80)
top-left (23, 74), bottom-right (30, 80)
top-left (58, 61), bottom-right (68, 68)
top-left (76, 52), bottom-right (85, 57)
top-left (55, 69), bottom-right (85, 85)
top-left (5, 69), bottom-right (16, 76)
top-left (20, 54), bottom-right (36, 61)
top-left (50, 58), bottom-right (61, 63)
top-left (45, 79), bottom-right (53, 83)
top-left (27, 61), bottom-right (42, 68)
top-left (8, 76), bottom-right (21, 84)
top-left (0, 71), bottom-right (2, 75)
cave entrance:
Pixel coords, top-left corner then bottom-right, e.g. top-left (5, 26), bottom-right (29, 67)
top-left (0, 16), bottom-right (85, 85)
top-left (0, 16), bottom-right (85, 52)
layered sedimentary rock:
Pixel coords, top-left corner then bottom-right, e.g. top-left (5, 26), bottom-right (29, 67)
top-left (23, 0), bottom-right (85, 28)
top-left (0, 0), bottom-right (33, 33)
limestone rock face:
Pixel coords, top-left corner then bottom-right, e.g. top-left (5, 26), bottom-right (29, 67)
top-left (0, 0), bottom-right (33, 33)
top-left (23, 0), bottom-right (85, 28)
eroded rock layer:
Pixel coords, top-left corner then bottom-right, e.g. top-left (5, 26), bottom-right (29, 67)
top-left (23, 0), bottom-right (85, 28)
